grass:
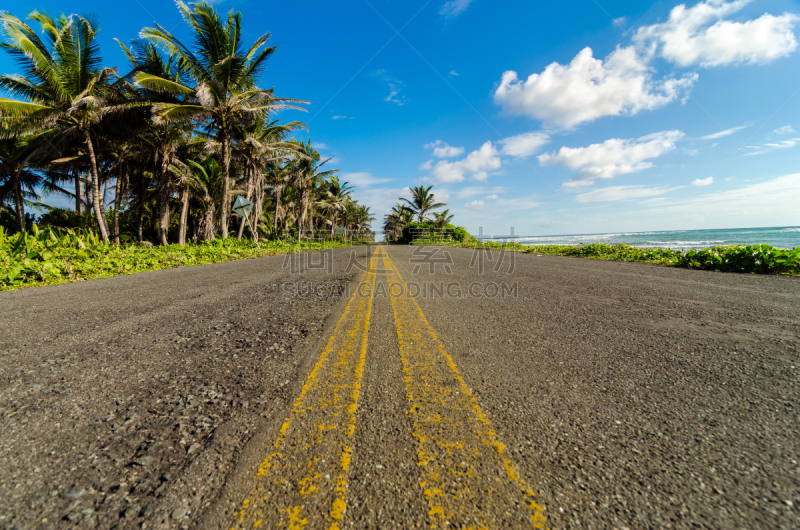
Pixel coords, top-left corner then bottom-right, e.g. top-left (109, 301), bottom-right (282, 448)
top-left (0, 225), bottom-right (359, 291)
top-left (441, 239), bottom-right (800, 276)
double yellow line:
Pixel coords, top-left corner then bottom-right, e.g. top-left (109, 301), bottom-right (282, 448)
top-left (232, 246), bottom-right (545, 529)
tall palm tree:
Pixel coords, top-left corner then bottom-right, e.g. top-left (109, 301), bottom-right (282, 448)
top-left (321, 176), bottom-right (354, 237)
top-left (0, 11), bottom-right (133, 242)
top-left (400, 184), bottom-right (446, 223)
top-left (232, 118), bottom-right (305, 240)
top-left (136, 1), bottom-right (307, 238)
top-left (187, 156), bottom-right (223, 241)
top-left (383, 203), bottom-right (413, 242)
top-left (288, 139), bottom-right (337, 237)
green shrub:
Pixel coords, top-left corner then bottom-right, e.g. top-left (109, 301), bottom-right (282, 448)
top-left (0, 224), bottom-right (355, 290)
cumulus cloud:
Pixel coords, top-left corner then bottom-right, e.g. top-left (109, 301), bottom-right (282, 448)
top-left (465, 200), bottom-right (485, 208)
top-left (634, 0), bottom-right (798, 68)
top-left (425, 140), bottom-right (465, 158)
top-left (700, 124), bottom-right (749, 139)
top-left (774, 125), bottom-right (795, 134)
top-left (744, 138), bottom-right (800, 156)
top-left (449, 70), bottom-right (460, 77)
top-left (422, 131), bottom-right (549, 183)
top-left (440, 0), bottom-right (473, 18)
top-left (332, 115), bottom-right (348, 120)
top-left (486, 194), bottom-right (499, 199)
top-left (426, 141), bottom-right (501, 183)
top-left (494, 46), bottom-right (697, 129)
top-left (576, 185), bottom-right (681, 203)
top-left (313, 142), bottom-right (329, 150)
top-left (538, 130), bottom-right (684, 186)
top-left (613, 17), bottom-right (628, 28)
top-left (693, 176), bottom-right (714, 185)
top-left (498, 132), bottom-right (550, 158)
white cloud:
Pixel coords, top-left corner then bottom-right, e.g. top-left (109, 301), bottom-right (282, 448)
top-left (538, 130), bottom-right (684, 186)
top-left (426, 141), bottom-right (501, 183)
top-left (313, 142), bottom-right (329, 150)
top-left (486, 194), bottom-right (499, 199)
top-left (774, 125), bottom-right (795, 134)
top-left (692, 176), bottom-right (714, 186)
top-left (449, 70), bottom-right (460, 77)
top-left (440, 0), bottom-right (473, 18)
top-left (332, 115), bottom-right (348, 120)
top-left (634, 0), bottom-right (799, 68)
top-left (700, 124), bottom-right (749, 139)
top-left (744, 138), bottom-right (800, 156)
top-left (613, 17), bottom-right (628, 28)
top-left (419, 160), bottom-right (434, 171)
top-left (465, 200), bottom-right (485, 208)
top-left (498, 132), bottom-right (550, 158)
top-left (576, 185), bottom-right (681, 203)
top-left (340, 172), bottom-right (393, 187)
top-left (424, 140), bottom-right (465, 158)
top-left (684, 148), bottom-right (699, 156)
top-left (631, 173), bottom-right (800, 224)
top-left (494, 46), bottom-right (697, 129)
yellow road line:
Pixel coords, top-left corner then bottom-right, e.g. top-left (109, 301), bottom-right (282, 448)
top-left (232, 248), bottom-right (380, 529)
top-left (381, 250), bottom-right (546, 529)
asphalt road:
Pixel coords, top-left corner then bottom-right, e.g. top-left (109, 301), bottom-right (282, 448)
top-left (2, 244), bottom-right (799, 529)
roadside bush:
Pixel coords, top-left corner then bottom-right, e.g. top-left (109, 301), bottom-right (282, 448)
top-left (399, 221), bottom-right (470, 244)
top-left (457, 240), bottom-right (799, 275)
top-left (0, 224), bottom-right (355, 290)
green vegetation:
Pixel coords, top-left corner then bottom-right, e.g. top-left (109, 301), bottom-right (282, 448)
top-left (457, 240), bottom-right (800, 276)
top-left (1, 224), bottom-right (353, 291)
top-left (0, 2), bottom-right (375, 245)
top-left (384, 185), bottom-right (471, 244)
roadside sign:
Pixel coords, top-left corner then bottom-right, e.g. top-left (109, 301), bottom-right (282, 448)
top-left (232, 196), bottom-right (253, 217)
top-left (232, 196), bottom-right (259, 249)
top-left (334, 227), bottom-right (346, 236)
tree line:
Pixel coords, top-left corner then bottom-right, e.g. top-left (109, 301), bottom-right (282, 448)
top-left (0, 1), bottom-right (374, 245)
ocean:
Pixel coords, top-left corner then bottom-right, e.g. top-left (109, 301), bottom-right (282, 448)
top-left (478, 226), bottom-right (800, 251)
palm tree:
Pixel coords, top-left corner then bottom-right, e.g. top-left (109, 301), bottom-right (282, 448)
top-left (433, 209), bottom-right (454, 229)
top-left (321, 176), bottom-right (354, 237)
top-left (187, 157), bottom-right (223, 241)
top-left (232, 119), bottom-right (305, 240)
top-left (383, 203), bottom-right (413, 242)
top-left (288, 139), bottom-right (337, 237)
top-left (0, 131), bottom-right (50, 231)
top-left (0, 11), bottom-right (134, 242)
top-left (400, 184), bottom-right (446, 223)
top-left (136, 1), bottom-right (307, 238)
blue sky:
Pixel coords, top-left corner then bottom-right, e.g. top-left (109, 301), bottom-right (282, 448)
top-left (3, 0), bottom-right (800, 236)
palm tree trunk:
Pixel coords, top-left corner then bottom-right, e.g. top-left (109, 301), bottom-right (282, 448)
top-left (74, 170), bottom-right (82, 212)
top-left (220, 131), bottom-right (231, 239)
top-left (299, 188), bottom-right (309, 238)
top-left (112, 164), bottom-right (127, 245)
top-left (12, 170), bottom-right (25, 232)
top-left (157, 154), bottom-right (171, 246)
top-left (275, 185), bottom-right (284, 234)
top-left (83, 130), bottom-right (109, 242)
top-left (137, 170), bottom-right (145, 243)
top-left (177, 183), bottom-right (190, 246)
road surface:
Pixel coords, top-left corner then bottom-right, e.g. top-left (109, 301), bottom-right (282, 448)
top-left (1, 244), bottom-right (798, 529)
